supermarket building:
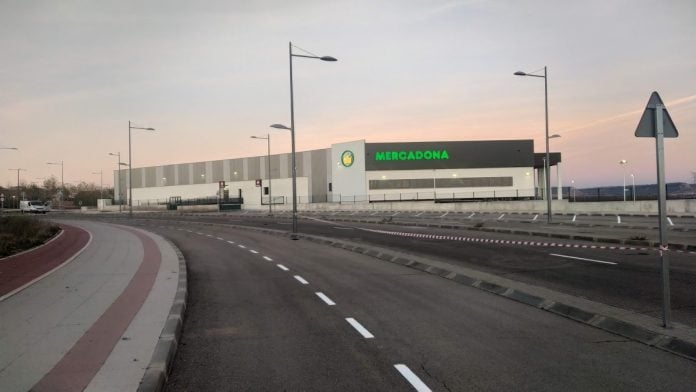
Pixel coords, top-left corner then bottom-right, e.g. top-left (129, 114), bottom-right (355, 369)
top-left (114, 139), bottom-right (562, 207)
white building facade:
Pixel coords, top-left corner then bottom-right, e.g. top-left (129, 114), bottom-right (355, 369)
top-left (115, 139), bottom-right (558, 207)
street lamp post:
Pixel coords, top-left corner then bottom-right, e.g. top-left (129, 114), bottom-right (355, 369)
top-left (619, 159), bottom-right (628, 201)
top-left (251, 134), bottom-right (273, 215)
top-left (46, 161), bottom-right (64, 209)
top-left (92, 170), bottom-right (103, 200)
top-left (109, 152), bottom-right (124, 212)
top-left (8, 168), bottom-right (27, 208)
top-left (515, 67), bottom-right (552, 222)
top-left (630, 173), bottom-right (636, 203)
top-left (128, 121), bottom-right (155, 217)
top-left (271, 42), bottom-right (337, 236)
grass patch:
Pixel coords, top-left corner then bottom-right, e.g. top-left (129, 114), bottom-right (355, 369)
top-left (0, 216), bottom-right (60, 258)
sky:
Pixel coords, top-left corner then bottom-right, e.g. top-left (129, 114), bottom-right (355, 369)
top-left (1, 0), bottom-right (695, 189)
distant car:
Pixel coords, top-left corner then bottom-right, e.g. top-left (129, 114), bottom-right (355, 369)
top-left (19, 200), bottom-right (49, 214)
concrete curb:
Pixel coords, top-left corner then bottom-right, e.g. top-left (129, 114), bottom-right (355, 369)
top-left (187, 220), bottom-right (696, 363)
top-left (137, 238), bottom-right (188, 392)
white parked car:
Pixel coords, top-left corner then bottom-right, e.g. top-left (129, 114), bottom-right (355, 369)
top-left (19, 200), bottom-right (49, 214)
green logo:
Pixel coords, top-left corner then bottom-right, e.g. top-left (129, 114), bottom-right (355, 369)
top-left (341, 150), bottom-right (355, 167)
top-left (374, 150), bottom-right (450, 161)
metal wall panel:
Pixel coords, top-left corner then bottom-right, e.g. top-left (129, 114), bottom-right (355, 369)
top-left (193, 162), bottom-right (206, 184)
top-left (212, 160), bottom-right (224, 181)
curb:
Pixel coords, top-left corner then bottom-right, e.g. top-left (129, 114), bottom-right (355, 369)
top-left (137, 238), bottom-right (188, 392)
top-left (183, 219), bottom-right (696, 363)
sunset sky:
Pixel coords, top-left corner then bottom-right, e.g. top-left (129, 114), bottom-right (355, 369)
top-left (1, 0), bottom-right (694, 189)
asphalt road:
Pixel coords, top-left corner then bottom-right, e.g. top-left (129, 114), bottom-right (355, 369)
top-left (116, 221), bottom-right (696, 391)
top-left (110, 212), bottom-right (696, 328)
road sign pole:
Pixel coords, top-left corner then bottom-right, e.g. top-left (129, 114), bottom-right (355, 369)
top-left (655, 104), bottom-right (671, 328)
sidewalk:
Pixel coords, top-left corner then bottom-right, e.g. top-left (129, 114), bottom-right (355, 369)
top-left (0, 220), bottom-right (185, 392)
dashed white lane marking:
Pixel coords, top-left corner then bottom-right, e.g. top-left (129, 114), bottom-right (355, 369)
top-left (394, 364), bottom-right (432, 392)
top-left (294, 275), bottom-right (309, 285)
top-left (206, 234), bottom-right (214, 237)
top-left (667, 217), bottom-right (674, 226)
top-left (415, 212), bottom-right (424, 217)
top-left (617, 215), bottom-right (622, 224)
top-left (497, 214), bottom-right (505, 220)
top-left (370, 211), bottom-right (379, 216)
top-left (315, 292), bottom-right (336, 306)
top-left (468, 212), bottom-right (476, 218)
top-left (439, 212), bottom-right (449, 218)
top-left (216, 237), bottom-right (224, 241)
top-left (550, 253), bottom-right (618, 265)
top-left (250, 250), bottom-right (259, 254)
top-left (226, 240), bottom-right (235, 244)
top-left (196, 232), bottom-right (204, 235)
top-left (277, 264), bottom-right (289, 271)
top-left (572, 214), bottom-right (577, 222)
top-left (533, 214), bottom-right (539, 221)
top-left (345, 318), bottom-right (374, 339)
top-left (238, 244), bottom-right (246, 249)
top-left (263, 256), bottom-right (273, 261)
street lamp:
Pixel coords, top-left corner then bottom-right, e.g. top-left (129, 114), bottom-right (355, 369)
top-left (92, 170), bottom-right (103, 200)
top-left (571, 180), bottom-right (576, 202)
top-left (272, 42), bottom-right (337, 236)
top-left (8, 168), bottom-right (27, 208)
top-left (128, 121), bottom-right (155, 217)
top-left (46, 161), bottom-right (64, 209)
top-left (630, 173), bottom-right (636, 203)
top-left (515, 66), bottom-right (552, 223)
top-left (619, 159), bottom-right (628, 201)
top-left (251, 134), bottom-right (272, 215)
top-left (109, 152), bottom-right (124, 212)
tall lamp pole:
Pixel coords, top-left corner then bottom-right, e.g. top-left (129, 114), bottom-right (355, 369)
top-left (271, 42), bottom-right (337, 236)
top-left (92, 170), bottom-right (103, 200)
top-left (630, 173), bottom-right (636, 203)
top-left (515, 66), bottom-right (552, 222)
top-left (7, 168), bottom-right (27, 208)
top-left (251, 134), bottom-right (273, 215)
top-left (46, 161), bottom-right (64, 209)
top-left (109, 152), bottom-right (125, 212)
top-left (619, 159), bottom-right (628, 201)
top-left (128, 121), bottom-right (155, 217)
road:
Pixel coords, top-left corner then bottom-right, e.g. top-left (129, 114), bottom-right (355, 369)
top-left (116, 221), bottom-right (694, 391)
top-left (101, 212), bottom-right (696, 328)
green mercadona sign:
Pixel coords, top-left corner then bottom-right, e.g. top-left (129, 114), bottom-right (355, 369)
top-left (375, 149), bottom-right (450, 161)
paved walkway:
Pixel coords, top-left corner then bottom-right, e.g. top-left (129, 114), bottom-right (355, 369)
top-left (0, 220), bottom-right (180, 392)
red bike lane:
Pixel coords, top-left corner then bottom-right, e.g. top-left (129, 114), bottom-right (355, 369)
top-left (0, 223), bottom-right (91, 298)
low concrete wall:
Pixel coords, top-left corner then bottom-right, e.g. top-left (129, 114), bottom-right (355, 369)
top-left (263, 199), bottom-right (695, 216)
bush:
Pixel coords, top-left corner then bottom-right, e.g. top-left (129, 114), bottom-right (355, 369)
top-left (0, 216), bottom-right (60, 257)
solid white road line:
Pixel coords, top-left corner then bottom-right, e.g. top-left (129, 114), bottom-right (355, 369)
top-left (394, 364), bottom-right (432, 392)
top-left (315, 292), bottom-right (336, 306)
top-left (294, 275), bottom-right (309, 285)
top-left (667, 217), bottom-right (674, 226)
top-left (238, 244), bottom-right (246, 249)
top-left (277, 264), bottom-right (289, 271)
top-left (550, 253), bottom-right (618, 265)
top-left (250, 250), bottom-right (259, 254)
top-left (345, 318), bottom-right (374, 338)
top-left (226, 240), bottom-right (235, 244)
top-left (263, 256), bottom-right (273, 261)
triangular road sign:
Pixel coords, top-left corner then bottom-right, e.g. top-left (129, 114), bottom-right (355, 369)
top-left (635, 91), bottom-right (679, 138)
